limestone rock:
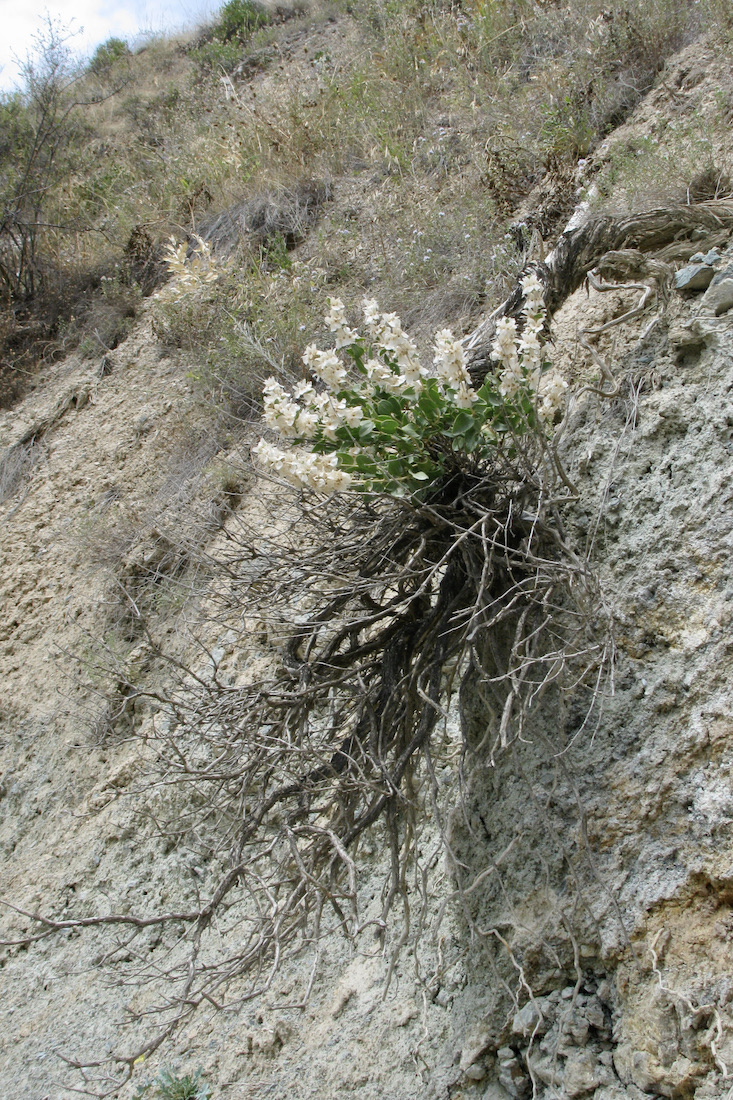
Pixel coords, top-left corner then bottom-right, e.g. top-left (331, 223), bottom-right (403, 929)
top-left (459, 1022), bottom-right (493, 1071)
top-left (480, 1083), bottom-right (512, 1100)
top-left (511, 1001), bottom-right (543, 1039)
top-left (710, 261), bottom-right (733, 285)
top-left (674, 263), bottom-right (716, 291)
top-left (614, 1045), bottom-right (704, 1098)
top-left (563, 1050), bottom-right (607, 1097)
top-left (701, 277), bottom-right (733, 315)
top-left (496, 1048), bottom-right (530, 1099)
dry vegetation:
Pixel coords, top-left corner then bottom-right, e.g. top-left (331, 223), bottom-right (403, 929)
top-left (2, 0), bottom-right (730, 410)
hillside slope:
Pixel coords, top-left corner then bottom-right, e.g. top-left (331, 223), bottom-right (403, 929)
top-left (2, 15), bottom-right (733, 1100)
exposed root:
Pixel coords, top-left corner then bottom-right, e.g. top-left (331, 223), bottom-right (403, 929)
top-left (1, 436), bottom-right (611, 1094)
top-left (466, 199), bottom-right (733, 374)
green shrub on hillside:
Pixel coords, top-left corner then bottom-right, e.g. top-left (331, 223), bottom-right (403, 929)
top-left (132, 1067), bottom-right (212, 1100)
top-left (89, 36), bottom-right (131, 74)
top-left (214, 0), bottom-right (269, 42)
top-left (191, 0), bottom-right (270, 72)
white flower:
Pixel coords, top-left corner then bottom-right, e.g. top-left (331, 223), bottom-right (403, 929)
top-left (492, 317), bottom-right (520, 376)
top-left (499, 361), bottom-right (523, 399)
top-left (362, 298), bottom-right (380, 334)
top-left (326, 297), bottom-right (347, 326)
top-left (365, 357), bottom-right (393, 388)
top-left (518, 328), bottom-right (542, 372)
top-left (433, 328), bottom-right (472, 392)
top-left (295, 408), bottom-right (319, 439)
top-left (262, 377), bottom-right (289, 403)
top-left (343, 405), bottom-right (364, 429)
top-left (262, 377), bottom-right (301, 438)
top-left (325, 297), bottom-right (359, 348)
top-left (303, 343), bottom-right (322, 368)
top-left (320, 396), bottom-right (348, 439)
top-left (293, 379), bottom-right (314, 400)
top-left (520, 271), bottom-right (543, 302)
top-left (365, 357), bottom-right (409, 396)
top-left (538, 371), bottom-right (568, 420)
top-left (253, 438), bottom-right (288, 472)
top-left (454, 383), bottom-right (475, 409)
top-left (254, 439), bottom-right (352, 493)
top-left (303, 348), bottom-right (347, 391)
top-left (309, 391), bottom-right (331, 414)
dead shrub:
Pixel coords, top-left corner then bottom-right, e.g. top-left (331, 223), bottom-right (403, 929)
top-left (198, 178), bottom-right (332, 257)
top-left (0, 438), bottom-right (45, 506)
top-left (123, 225), bottom-right (169, 296)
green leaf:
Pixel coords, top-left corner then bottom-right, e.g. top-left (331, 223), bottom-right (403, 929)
top-left (476, 379), bottom-right (502, 406)
top-left (462, 430), bottom-right (480, 453)
top-left (373, 416), bottom-right (401, 437)
top-left (399, 421), bottom-right (420, 440)
top-left (347, 343), bottom-right (366, 372)
top-left (453, 410), bottom-right (474, 433)
top-left (376, 396), bottom-right (403, 416)
top-left (417, 389), bottom-right (441, 418)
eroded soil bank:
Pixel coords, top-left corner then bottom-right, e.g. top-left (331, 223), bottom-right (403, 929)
top-left (2, 31), bottom-right (733, 1100)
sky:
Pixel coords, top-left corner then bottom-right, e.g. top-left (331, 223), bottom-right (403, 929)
top-left (0, 0), bottom-right (218, 91)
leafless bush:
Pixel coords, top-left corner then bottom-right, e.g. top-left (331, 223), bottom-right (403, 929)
top-left (197, 178), bottom-right (332, 258)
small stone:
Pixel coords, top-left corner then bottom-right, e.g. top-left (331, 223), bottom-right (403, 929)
top-left (595, 980), bottom-right (612, 1005)
top-left (498, 1055), bottom-right (531, 1100)
top-left (711, 262), bottom-right (733, 285)
top-left (481, 1084), bottom-right (512, 1100)
top-left (563, 1051), bottom-right (603, 1097)
top-left (465, 1063), bottom-right (488, 1081)
top-left (526, 1051), bottom-right (562, 1088)
top-left (512, 1002), bottom-right (542, 1038)
top-left (690, 251), bottom-right (706, 263)
top-left (567, 1013), bottom-right (590, 1047)
top-left (703, 248), bottom-right (721, 265)
top-left (701, 278), bottom-right (733, 316)
top-left (582, 996), bottom-right (606, 1031)
top-left (675, 263), bottom-right (716, 291)
top-left (460, 1023), bottom-right (492, 1071)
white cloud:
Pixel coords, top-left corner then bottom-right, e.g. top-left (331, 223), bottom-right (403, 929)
top-left (0, 0), bottom-right (216, 91)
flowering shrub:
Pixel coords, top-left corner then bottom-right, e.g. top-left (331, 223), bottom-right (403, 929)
top-left (254, 273), bottom-right (567, 495)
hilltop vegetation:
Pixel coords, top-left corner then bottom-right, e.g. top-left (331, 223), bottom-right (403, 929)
top-left (1, 0), bottom-right (729, 410)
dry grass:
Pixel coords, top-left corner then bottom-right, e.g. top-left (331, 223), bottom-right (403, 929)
top-left (3, 0), bottom-right (727, 408)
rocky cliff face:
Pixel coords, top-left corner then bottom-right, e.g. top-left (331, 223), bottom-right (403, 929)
top-left (2, 33), bottom-right (733, 1100)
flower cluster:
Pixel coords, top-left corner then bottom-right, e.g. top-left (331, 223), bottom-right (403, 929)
top-left (254, 286), bottom-right (564, 496)
top-left (490, 272), bottom-right (567, 421)
top-left (253, 439), bottom-right (353, 492)
top-left (492, 272), bottom-right (543, 398)
top-left (433, 329), bottom-right (474, 407)
top-left (159, 235), bottom-right (219, 300)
